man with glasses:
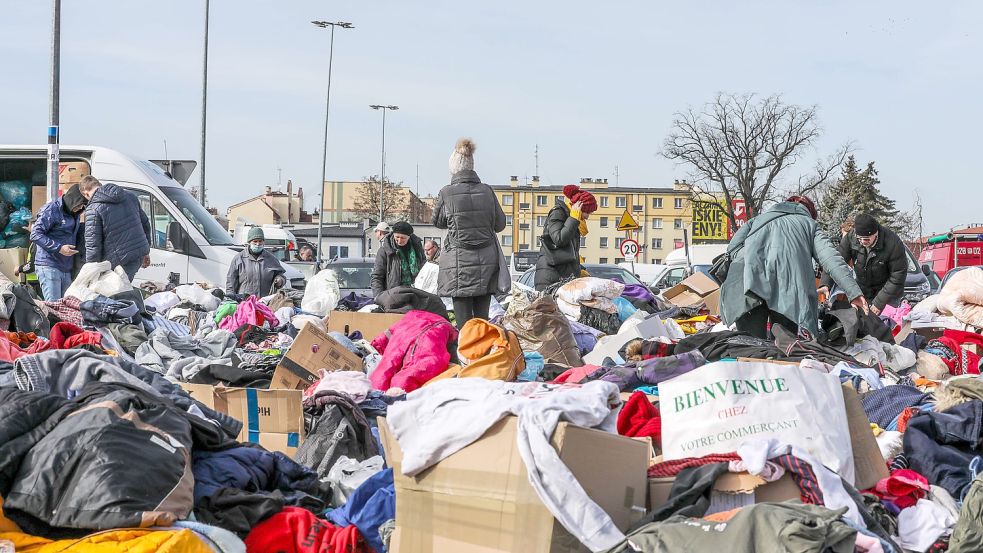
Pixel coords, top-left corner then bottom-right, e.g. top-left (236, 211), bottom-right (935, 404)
top-left (818, 213), bottom-right (907, 315)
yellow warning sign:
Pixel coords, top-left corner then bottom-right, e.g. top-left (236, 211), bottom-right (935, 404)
top-left (617, 210), bottom-right (639, 231)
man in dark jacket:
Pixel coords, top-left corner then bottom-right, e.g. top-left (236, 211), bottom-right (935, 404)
top-left (226, 227), bottom-right (286, 297)
top-left (29, 183), bottom-right (87, 300)
top-left (372, 221), bottom-right (425, 298)
top-left (819, 213), bottom-right (908, 316)
top-left (79, 175), bottom-right (153, 281)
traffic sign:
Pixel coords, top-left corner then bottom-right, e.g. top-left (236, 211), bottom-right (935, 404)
top-left (617, 210), bottom-right (639, 231)
top-left (620, 239), bottom-right (639, 260)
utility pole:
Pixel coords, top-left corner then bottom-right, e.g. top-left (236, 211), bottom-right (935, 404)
top-left (534, 144), bottom-right (539, 177)
top-left (199, 0), bottom-right (210, 206)
top-left (370, 104), bottom-right (398, 224)
top-left (312, 20), bottom-right (353, 269)
top-left (47, 0), bottom-right (61, 202)
top-left (614, 165), bottom-right (619, 187)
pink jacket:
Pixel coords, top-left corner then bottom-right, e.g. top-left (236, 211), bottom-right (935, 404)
top-left (219, 296), bottom-right (279, 332)
top-left (370, 310), bottom-right (458, 393)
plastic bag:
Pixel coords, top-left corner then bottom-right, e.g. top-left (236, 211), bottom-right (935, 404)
top-left (0, 180), bottom-right (31, 209)
top-left (579, 305), bottom-right (621, 335)
top-left (326, 455), bottom-right (384, 507)
top-left (556, 277), bottom-right (626, 305)
top-left (4, 208), bottom-right (31, 237)
top-left (65, 261), bottom-right (133, 301)
top-left (4, 235), bottom-right (28, 249)
top-left (517, 352), bottom-right (545, 382)
top-left (502, 295), bottom-right (583, 366)
top-left (175, 284), bottom-right (221, 311)
top-left (413, 262), bottom-right (439, 294)
top-left (301, 269), bottom-right (341, 316)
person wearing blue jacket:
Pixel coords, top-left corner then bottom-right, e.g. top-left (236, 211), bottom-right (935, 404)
top-left (29, 183), bottom-right (87, 300)
top-left (79, 175), bottom-right (153, 281)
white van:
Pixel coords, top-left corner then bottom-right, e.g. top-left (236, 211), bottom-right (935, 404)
top-left (232, 222), bottom-right (299, 263)
top-left (648, 244), bottom-right (728, 289)
top-left (0, 145), bottom-right (305, 288)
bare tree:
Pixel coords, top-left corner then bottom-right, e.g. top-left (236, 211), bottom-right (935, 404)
top-left (351, 175), bottom-right (409, 222)
top-left (663, 93), bottom-right (851, 230)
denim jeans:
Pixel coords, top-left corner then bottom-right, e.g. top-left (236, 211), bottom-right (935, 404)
top-left (36, 266), bottom-right (72, 301)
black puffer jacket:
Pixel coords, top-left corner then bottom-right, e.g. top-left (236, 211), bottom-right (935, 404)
top-left (821, 225), bottom-right (908, 310)
top-left (535, 198), bottom-right (581, 290)
top-left (84, 182), bottom-right (153, 267)
top-left (433, 170), bottom-right (508, 297)
top-left (0, 383), bottom-right (206, 536)
top-left (371, 233), bottom-right (425, 298)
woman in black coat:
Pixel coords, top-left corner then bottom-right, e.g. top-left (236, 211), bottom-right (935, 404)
top-left (534, 185), bottom-right (598, 291)
top-left (371, 221), bottom-right (425, 298)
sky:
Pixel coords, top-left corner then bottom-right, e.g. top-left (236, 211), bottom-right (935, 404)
top-left (2, 1), bottom-right (980, 233)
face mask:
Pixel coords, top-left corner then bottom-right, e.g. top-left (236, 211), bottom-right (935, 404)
top-left (249, 245), bottom-right (264, 255)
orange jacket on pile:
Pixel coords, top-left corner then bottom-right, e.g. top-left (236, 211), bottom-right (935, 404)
top-left (428, 319), bottom-right (525, 384)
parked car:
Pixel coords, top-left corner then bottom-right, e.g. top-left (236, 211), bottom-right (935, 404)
top-left (516, 264), bottom-right (646, 289)
top-left (321, 257), bottom-right (375, 297)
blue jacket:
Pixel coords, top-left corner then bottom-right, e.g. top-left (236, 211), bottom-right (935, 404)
top-left (84, 183), bottom-right (153, 267)
top-left (30, 197), bottom-right (80, 272)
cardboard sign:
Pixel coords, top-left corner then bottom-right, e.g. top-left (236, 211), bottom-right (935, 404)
top-left (660, 360), bottom-right (855, 484)
top-left (380, 416), bottom-right (649, 553)
top-left (327, 311), bottom-right (404, 342)
top-left (662, 272), bottom-right (720, 316)
top-left (0, 248), bottom-right (27, 283)
top-left (271, 323), bottom-right (363, 391)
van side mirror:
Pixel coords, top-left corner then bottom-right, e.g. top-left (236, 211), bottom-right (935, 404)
top-left (921, 263), bottom-right (932, 277)
top-left (168, 221), bottom-right (188, 254)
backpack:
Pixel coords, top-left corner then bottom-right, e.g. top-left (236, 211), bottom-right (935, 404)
top-left (427, 319), bottom-right (525, 384)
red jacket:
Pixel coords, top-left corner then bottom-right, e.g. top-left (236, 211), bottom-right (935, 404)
top-left (370, 310), bottom-right (458, 393)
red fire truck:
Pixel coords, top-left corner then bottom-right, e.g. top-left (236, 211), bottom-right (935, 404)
top-left (918, 229), bottom-right (983, 278)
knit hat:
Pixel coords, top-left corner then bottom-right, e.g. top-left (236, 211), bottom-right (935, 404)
top-left (562, 185), bottom-right (598, 214)
top-left (448, 138), bottom-right (476, 174)
top-left (247, 227), bottom-right (265, 242)
top-left (787, 195), bottom-right (818, 220)
top-left (392, 221), bottom-right (414, 236)
top-left (854, 213), bottom-right (879, 237)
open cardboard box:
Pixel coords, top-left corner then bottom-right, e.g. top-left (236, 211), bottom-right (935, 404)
top-left (647, 382), bottom-right (888, 512)
top-left (327, 311), bottom-right (404, 342)
top-left (662, 272), bottom-right (720, 316)
top-left (180, 383), bottom-right (305, 456)
top-left (270, 322), bottom-right (364, 391)
top-left (380, 416), bottom-right (649, 553)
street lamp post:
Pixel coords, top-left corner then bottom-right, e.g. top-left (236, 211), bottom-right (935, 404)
top-left (369, 104), bottom-right (398, 224)
top-left (199, 0), bottom-right (209, 206)
top-left (312, 20), bottom-right (353, 269)
top-left (47, 0), bottom-right (61, 202)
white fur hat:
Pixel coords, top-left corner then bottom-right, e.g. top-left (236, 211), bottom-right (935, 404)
top-left (448, 137), bottom-right (476, 174)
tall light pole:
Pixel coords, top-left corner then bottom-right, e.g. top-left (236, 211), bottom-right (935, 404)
top-left (312, 20), bottom-right (354, 269)
top-left (47, 0), bottom-right (61, 202)
top-left (369, 104), bottom-right (398, 224)
top-left (199, 0), bottom-right (210, 206)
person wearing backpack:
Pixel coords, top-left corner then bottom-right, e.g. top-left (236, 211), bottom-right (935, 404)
top-left (719, 195), bottom-right (868, 339)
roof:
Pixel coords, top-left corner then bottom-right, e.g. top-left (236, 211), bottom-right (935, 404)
top-left (490, 184), bottom-right (679, 194)
top-left (291, 225), bottom-right (366, 238)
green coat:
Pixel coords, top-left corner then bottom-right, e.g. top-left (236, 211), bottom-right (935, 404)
top-left (720, 202), bottom-right (863, 337)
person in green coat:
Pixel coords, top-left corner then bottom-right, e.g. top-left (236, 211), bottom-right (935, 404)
top-left (720, 195), bottom-right (869, 339)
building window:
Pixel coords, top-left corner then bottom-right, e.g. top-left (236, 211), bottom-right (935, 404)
top-left (652, 197), bottom-right (663, 209)
top-left (674, 238), bottom-right (684, 249)
top-left (501, 235), bottom-right (513, 247)
top-left (652, 218), bottom-right (662, 229)
top-left (616, 197), bottom-right (627, 208)
top-left (537, 195), bottom-right (548, 206)
top-left (536, 237), bottom-right (543, 247)
top-left (674, 218), bottom-right (683, 229)
top-left (600, 217), bottom-right (609, 228)
top-left (616, 237), bottom-right (625, 248)
top-left (519, 202), bottom-right (530, 210)
top-left (633, 204), bottom-right (643, 212)
top-left (654, 258), bottom-right (662, 263)
top-left (505, 215), bottom-right (513, 226)
top-left (502, 194), bottom-right (513, 206)
top-left (675, 198), bottom-right (684, 209)
top-left (519, 243), bottom-right (530, 250)
top-left (329, 245), bottom-right (350, 258)
top-left (600, 237), bottom-right (609, 248)
top-left (652, 238), bottom-right (663, 249)
top-left (599, 257), bottom-right (608, 264)
top-left (579, 236), bottom-right (587, 248)
top-left (520, 223), bottom-right (530, 230)
top-left (536, 215), bottom-right (546, 227)
top-left (600, 196), bottom-right (609, 208)
top-left (615, 257), bottom-right (625, 264)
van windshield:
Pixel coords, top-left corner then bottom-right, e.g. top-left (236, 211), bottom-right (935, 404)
top-left (160, 186), bottom-right (234, 246)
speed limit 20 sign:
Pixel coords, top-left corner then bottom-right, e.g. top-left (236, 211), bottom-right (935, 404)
top-left (620, 239), bottom-right (639, 260)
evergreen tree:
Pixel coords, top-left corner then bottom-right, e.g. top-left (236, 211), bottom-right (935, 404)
top-left (818, 155), bottom-right (901, 238)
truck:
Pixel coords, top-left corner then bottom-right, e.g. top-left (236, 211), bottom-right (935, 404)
top-left (0, 145), bottom-right (305, 289)
top-left (918, 232), bottom-right (983, 278)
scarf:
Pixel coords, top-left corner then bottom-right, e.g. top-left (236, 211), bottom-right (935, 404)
top-left (565, 199), bottom-right (590, 236)
top-left (398, 244), bottom-right (419, 286)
